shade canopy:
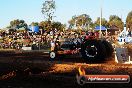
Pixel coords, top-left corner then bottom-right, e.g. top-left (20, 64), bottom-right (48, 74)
top-left (95, 26), bottom-right (107, 31)
top-left (28, 26), bottom-right (39, 32)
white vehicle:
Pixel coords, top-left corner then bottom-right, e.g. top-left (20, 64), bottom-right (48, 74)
top-left (118, 36), bottom-right (132, 43)
top-left (118, 27), bottom-right (132, 44)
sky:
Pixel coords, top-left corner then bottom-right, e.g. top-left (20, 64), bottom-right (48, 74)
top-left (0, 0), bottom-right (132, 28)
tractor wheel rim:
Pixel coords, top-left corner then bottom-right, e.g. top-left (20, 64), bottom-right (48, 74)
top-left (50, 52), bottom-right (55, 58)
top-left (85, 45), bottom-right (97, 58)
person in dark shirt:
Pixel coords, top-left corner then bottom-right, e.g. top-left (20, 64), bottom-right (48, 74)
top-left (54, 41), bottom-right (61, 52)
top-left (128, 30), bottom-right (131, 37)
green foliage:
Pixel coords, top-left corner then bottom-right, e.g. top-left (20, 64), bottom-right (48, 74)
top-left (52, 22), bottom-right (65, 31)
top-left (42, 0), bottom-right (56, 21)
top-left (108, 15), bottom-right (123, 31)
top-left (41, 0), bottom-right (56, 31)
top-left (94, 17), bottom-right (108, 28)
top-left (39, 21), bottom-right (65, 32)
top-left (39, 21), bottom-right (51, 31)
top-left (68, 14), bottom-right (92, 30)
top-left (31, 22), bottom-right (39, 26)
top-left (126, 11), bottom-right (132, 30)
top-left (9, 19), bottom-right (28, 29)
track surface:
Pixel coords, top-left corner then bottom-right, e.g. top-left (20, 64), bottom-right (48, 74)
top-left (0, 50), bottom-right (132, 88)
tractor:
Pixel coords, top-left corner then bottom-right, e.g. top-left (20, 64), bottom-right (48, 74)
top-left (49, 32), bottom-right (114, 63)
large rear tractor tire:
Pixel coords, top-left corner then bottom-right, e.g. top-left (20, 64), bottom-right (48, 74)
top-left (81, 39), bottom-right (107, 63)
top-left (101, 40), bottom-right (114, 58)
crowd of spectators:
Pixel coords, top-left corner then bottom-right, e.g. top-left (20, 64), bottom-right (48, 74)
top-left (0, 29), bottom-right (114, 50)
top-left (0, 29), bottom-right (84, 50)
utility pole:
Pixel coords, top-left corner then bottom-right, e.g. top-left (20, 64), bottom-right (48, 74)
top-left (99, 0), bottom-right (103, 38)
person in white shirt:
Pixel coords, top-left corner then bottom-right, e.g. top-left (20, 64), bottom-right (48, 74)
top-left (50, 40), bottom-right (55, 51)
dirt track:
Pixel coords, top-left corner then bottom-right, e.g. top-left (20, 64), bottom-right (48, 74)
top-left (0, 50), bottom-right (132, 88)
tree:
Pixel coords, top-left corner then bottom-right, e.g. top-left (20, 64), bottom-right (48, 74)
top-left (68, 15), bottom-right (76, 29)
top-left (52, 21), bottom-right (66, 31)
top-left (18, 20), bottom-right (28, 29)
top-left (126, 11), bottom-right (132, 30)
top-left (31, 22), bottom-right (39, 26)
top-left (108, 15), bottom-right (123, 31)
top-left (39, 21), bottom-right (51, 31)
top-left (42, 0), bottom-right (56, 21)
top-left (10, 19), bottom-right (19, 28)
top-left (68, 14), bottom-right (92, 30)
top-left (41, 0), bottom-right (56, 31)
top-left (9, 19), bottom-right (28, 29)
top-left (94, 17), bottom-right (108, 28)
top-left (39, 21), bottom-right (65, 32)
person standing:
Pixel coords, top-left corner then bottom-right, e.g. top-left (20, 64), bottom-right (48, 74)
top-left (50, 40), bottom-right (55, 51)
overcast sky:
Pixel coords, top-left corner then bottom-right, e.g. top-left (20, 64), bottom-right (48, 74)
top-left (0, 0), bottom-right (132, 28)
